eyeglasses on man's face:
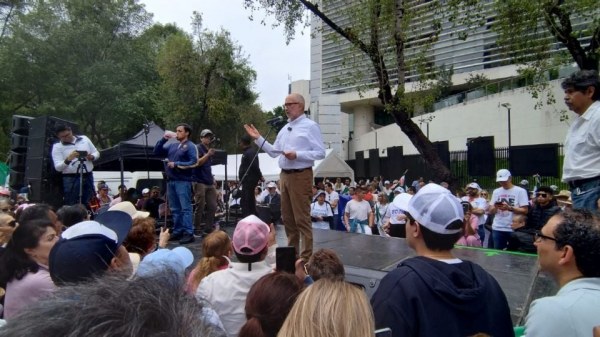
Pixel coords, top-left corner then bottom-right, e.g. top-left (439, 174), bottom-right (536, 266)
top-left (284, 102), bottom-right (300, 107)
top-left (534, 230), bottom-right (557, 242)
top-left (536, 193), bottom-right (548, 198)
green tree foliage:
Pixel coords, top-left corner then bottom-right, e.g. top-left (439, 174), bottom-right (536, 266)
top-left (492, 0), bottom-right (599, 111)
top-left (243, 0), bottom-right (483, 184)
top-left (0, 0), bottom-right (157, 152)
top-left (155, 12), bottom-right (260, 152)
top-left (0, 2), bottom-right (263, 159)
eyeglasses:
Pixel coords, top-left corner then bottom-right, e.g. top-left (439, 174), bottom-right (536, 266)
top-left (536, 193), bottom-right (548, 198)
top-left (534, 230), bottom-right (557, 242)
top-left (284, 102), bottom-right (300, 107)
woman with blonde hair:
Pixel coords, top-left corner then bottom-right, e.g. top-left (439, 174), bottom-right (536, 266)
top-left (186, 230), bottom-right (232, 294)
top-left (278, 279), bottom-right (375, 337)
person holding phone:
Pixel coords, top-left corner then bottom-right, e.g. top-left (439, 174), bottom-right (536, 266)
top-left (51, 124), bottom-right (100, 206)
top-left (489, 169), bottom-right (529, 250)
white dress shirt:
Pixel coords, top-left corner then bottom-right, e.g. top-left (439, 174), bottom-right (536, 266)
top-left (51, 135), bottom-right (100, 174)
top-left (563, 101), bottom-right (600, 182)
top-left (255, 114), bottom-right (325, 170)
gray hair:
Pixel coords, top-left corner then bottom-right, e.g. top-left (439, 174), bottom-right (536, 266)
top-left (0, 270), bottom-right (226, 337)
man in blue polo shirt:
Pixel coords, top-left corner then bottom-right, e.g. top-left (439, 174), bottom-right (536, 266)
top-left (153, 123), bottom-right (198, 244)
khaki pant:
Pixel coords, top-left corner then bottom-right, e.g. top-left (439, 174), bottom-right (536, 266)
top-left (279, 169), bottom-right (313, 261)
top-left (193, 182), bottom-right (217, 231)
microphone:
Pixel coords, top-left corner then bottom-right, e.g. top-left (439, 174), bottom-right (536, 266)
top-left (266, 116), bottom-right (285, 126)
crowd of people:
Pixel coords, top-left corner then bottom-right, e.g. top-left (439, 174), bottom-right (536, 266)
top-left (1, 72), bottom-right (599, 336)
top-left (0, 179), bottom-right (598, 336)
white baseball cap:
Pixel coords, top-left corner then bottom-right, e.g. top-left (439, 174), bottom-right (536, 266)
top-left (496, 169), bottom-right (511, 182)
top-left (465, 182), bottom-right (481, 191)
top-left (406, 183), bottom-right (464, 235)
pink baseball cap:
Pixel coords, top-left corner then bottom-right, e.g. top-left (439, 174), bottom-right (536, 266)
top-left (232, 215), bottom-right (270, 256)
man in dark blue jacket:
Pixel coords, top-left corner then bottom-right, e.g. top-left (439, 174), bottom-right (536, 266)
top-left (153, 123), bottom-right (198, 244)
top-left (192, 129), bottom-right (217, 236)
top-left (371, 183), bottom-right (513, 337)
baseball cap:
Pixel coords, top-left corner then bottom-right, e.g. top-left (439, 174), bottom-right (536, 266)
top-left (394, 186), bottom-right (404, 194)
top-left (267, 182), bottom-right (277, 188)
top-left (142, 188), bottom-right (150, 194)
top-left (496, 169), bottom-right (511, 182)
top-left (316, 190), bottom-right (326, 197)
top-left (98, 184), bottom-right (109, 190)
top-left (466, 182), bottom-right (481, 190)
top-left (384, 180), bottom-right (390, 185)
top-left (136, 247), bottom-right (194, 279)
top-left (406, 183), bottom-right (464, 235)
top-left (49, 210), bottom-right (133, 285)
top-left (520, 179), bottom-right (529, 186)
top-left (0, 188), bottom-right (10, 196)
top-left (109, 201), bottom-right (149, 219)
top-left (200, 129), bottom-right (213, 137)
top-left (392, 193), bottom-right (413, 211)
top-left (232, 215), bottom-right (270, 256)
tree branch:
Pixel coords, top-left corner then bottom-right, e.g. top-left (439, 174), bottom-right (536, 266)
top-left (587, 26), bottom-right (600, 53)
top-left (543, 2), bottom-right (591, 70)
top-left (298, 0), bottom-right (370, 54)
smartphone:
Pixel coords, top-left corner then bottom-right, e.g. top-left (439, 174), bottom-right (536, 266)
top-left (375, 328), bottom-right (392, 337)
top-left (275, 246), bottom-right (296, 274)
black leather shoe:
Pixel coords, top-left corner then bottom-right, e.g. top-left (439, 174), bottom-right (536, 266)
top-left (168, 233), bottom-right (183, 241)
top-left (179, 234), bottom-right (195, 244)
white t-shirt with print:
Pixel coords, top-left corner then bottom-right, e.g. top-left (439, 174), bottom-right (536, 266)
top-left (491, 186), bottom-right (529, 232)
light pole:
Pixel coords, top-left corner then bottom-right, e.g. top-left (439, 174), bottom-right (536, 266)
top-left (501, 103), bottom-right (511, 149)
top-left (418, 115), bottom-right (435, 138)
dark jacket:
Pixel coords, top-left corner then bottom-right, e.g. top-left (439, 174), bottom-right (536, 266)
top-left (192, 144), bottom-right (213, 185)
top-left (263, 193), bottom-right (281, 205)
top-left (371, 256), bottom-right (514, 337)
top-left (239, 145), bottom-right (262, 187)
top-left (524, 202), bottom-right (560, 233)
top-left (153, 138), bottom-right (197, 181)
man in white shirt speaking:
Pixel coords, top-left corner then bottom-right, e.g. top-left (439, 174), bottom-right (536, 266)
top-left (244, 93), bottom-right (326, 262)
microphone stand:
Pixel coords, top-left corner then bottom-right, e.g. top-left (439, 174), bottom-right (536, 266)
top-left (75, 156), bottom-right (89, 206)
top-left (143, 120), bottom-right (150, 179)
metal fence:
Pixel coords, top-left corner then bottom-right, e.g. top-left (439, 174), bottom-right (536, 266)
top-left (449, 146), bottom-right (567, 192)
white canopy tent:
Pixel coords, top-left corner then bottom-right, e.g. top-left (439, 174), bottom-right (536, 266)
top-left (212, 149), bottom-right (354, 182)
